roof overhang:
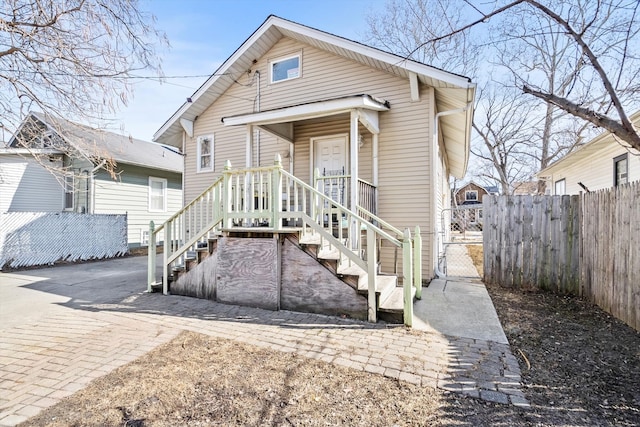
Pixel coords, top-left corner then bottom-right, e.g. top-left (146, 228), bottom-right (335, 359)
top-left (222, 94), bottom-right (389, 127)
top-left (536, 110), bottom-right (640, 179)
top-left (153, 15), bottom-right (475, 152)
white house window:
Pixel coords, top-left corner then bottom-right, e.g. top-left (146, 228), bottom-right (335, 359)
top-left (614, 153), bottom-right (628, 186)
top-left (140, 230), bottom-right (150, 247)
top-left (465, 190), bottom-right (478, 202)
top-left (554, 179), bottom-right (566, 195)
top-left (197, 135), bottom-right (214, 172)
top-left (270, 53), bottom-right (301, 83)
top-left (149, 177), bottom-right (167, 212)
top-left (63, 174), bottom-right (74, 210)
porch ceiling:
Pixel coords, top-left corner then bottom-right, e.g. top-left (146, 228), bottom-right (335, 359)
top-left (221, 94), bottom-right (389, 127)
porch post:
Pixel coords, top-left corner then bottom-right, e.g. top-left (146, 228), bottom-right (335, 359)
top-left (350, 110), bottom-right (359, 211)
top-left (245, 124), bottom-right (253, 167)
top-left (245, 125), bottom-right (253, 226)
top-left (372, 133), bottom-right (379, 187)
top-left (350, 110), bottom-right (359, 250)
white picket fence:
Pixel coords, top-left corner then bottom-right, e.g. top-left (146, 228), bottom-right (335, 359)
top-left (0, 212), bottom-right (128, 269)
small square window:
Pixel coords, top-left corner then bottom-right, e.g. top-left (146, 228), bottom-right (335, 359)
top-left (149, 177), bottom-right (167, 212)
top-left (614, 153), bottom-right (628, 186)
top-left (197, 135), bottom-right (214, 173)
top-left (465, 190), bottom-right (478, 202)
top-left (270, 53), bottom-right (301, 83)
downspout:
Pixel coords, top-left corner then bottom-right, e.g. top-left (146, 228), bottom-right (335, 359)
top-left (89, 159), bottom-right (106, 214)
top-left (433, 100), bottom-right (473, 279)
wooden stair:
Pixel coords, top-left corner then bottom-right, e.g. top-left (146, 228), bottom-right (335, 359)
top-left (295, 233), bottom-right (412, 321)
top-left (164, 230), bottom-right (414, 323)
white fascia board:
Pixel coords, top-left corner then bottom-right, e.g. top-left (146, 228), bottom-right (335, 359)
top-left (0, 148), bottom-right (62, 155)
top-left (222, 96), bottom-right (389, 127)
top-left (274, 18), bottom-right (473, 89)
top-left (154, 17), bottom-right (280, 142)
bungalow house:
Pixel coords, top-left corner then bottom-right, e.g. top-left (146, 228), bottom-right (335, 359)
top-left (450, 181), bottom-right (498, 231)
top-left (150, 16), bottom-right (475, 324)
top-left (453, 181), bottom-right (498, 206)
top-left (537, 111), bottom-right (640, 195)
top-left (2, 112), bottom-right (183, 247)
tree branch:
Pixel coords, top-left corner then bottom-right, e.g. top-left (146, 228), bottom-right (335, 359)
top-left (523, 84), bottom-right (640, 150)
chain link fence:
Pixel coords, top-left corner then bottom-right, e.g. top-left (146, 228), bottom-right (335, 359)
top-left (439, 206), bottom-right (483, 278)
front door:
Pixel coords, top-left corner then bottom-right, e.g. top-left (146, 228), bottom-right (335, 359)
top-left (313, 134), bottom-right (348, 205)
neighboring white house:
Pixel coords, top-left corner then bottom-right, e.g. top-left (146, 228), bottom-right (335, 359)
top-left (537, 111), bottom-right (640, 195)
top-left (2, 112), bottom-right (184, 247)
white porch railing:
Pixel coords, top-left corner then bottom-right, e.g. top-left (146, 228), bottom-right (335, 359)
top-left (148, 155), bottom-right (421, 325)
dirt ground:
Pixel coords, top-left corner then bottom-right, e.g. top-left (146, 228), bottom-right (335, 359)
top-left (20, 268), bottom-right (640, 426)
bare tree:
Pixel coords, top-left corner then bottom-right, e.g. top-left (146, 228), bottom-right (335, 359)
top-left (416, 0), bottom-right (640, 150)
top-left (0, 0), bottom-right (167, 175)
top-left (365, 0), bottom-right (480, 75)
top-left (471, 84), bottom-right (539, 194)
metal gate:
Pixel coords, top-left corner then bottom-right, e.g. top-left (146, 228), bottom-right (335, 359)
top-left (438, 205), bottom-right (483, 278)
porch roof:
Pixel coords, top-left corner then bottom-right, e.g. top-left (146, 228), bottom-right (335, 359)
top-left (221, 94), bottom-right (389, 127)
top-left (153, 15), bottom-right (475, 178)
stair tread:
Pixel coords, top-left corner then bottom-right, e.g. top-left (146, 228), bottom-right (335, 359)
top-left (317, 247), bottom-right (340, 260)
top-left (337, 263), bottom-right (366, 277)
top-left (298, 234), bottom-right (321, 245)
top-left (356, 274), bottom-right (397, 294)
top-left (378, 286), bottom-right (417, 312)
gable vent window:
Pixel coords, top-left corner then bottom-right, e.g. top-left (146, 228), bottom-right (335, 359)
top-left (614, 153), bottom-right (628, 186)
top-left (197, 134), bottom-right (214, 173)
top-left (270, 53), bottom-right (301, 84)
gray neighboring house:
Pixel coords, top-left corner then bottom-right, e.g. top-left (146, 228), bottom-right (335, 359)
top-left (2, 112), bottom-right (183, 247)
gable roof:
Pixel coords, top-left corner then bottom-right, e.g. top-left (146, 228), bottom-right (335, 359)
top-left (153, 15), bottom-right (475, 177)
top-left (537, 111), bottom-right (640, 178)
top-left (10, 112), bottom-right (183, 173)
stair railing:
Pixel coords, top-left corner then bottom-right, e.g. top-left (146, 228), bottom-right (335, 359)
top-left (148, 154), bottom-right (422, 325)
top-left (148, 175), bottom-right (225, 294)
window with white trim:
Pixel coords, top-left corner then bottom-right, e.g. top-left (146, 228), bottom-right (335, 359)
top-left (270, 53), bottom-right (301, 83)
top-left (614, 153), bottom-right (628, 186)
top-left (149, 177), bottom-right (167, 212)
top-left (554, 179), bottom-right (566, 195)
top-left (140, 229), bottom-right (150, 247)
top-left (465, 190), bottom-right (478, 202)
top-left (197, 134), bottom-right (214, 172)
top-left (63, 173), bottom-right (74, 210)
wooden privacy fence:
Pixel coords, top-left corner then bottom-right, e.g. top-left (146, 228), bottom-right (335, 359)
top-left (0, 212), bottom-right (128, 270)
top-left (484, 183), bottom-right (640, 331)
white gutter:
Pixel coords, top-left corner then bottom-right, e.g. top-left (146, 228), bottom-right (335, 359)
top-left (433, 101), bottom-right (473, 279)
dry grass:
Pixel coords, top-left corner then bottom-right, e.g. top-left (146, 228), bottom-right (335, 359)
top-left (22, 331), bottom-right (457, 427)
top-left (466, 244), bottom-right (483, 276)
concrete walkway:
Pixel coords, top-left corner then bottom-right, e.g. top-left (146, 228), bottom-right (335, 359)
top-left (0, 256), bottom-right (527, 426)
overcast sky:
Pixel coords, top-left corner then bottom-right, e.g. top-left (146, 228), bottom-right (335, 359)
top-left (113, 0), bottom-right (388, 142)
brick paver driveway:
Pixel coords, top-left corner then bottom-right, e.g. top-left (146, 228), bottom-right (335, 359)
top-left (0, 256), bottom-right (526, 426)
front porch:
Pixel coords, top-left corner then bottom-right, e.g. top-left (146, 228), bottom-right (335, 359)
top-left (147, 155), bottom-right (422, 326)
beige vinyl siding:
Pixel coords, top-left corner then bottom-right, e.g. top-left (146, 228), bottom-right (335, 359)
top-left (93, 165), bottom-right (182, 246)
top-left (0, 155), bottom-right (64, 212)
top-left (548, 143), bottom-right (640, 194)
top-left (185, 36), bottom-right (438, 276)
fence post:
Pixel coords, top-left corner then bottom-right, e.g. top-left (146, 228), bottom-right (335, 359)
top-left (413, 225), bottom-right (422, 299)
top-left (272, 154), bottom-right (283, 230)
top-left (366, 226), bottom-right (377, 323)
top-left (147, 221), bottom-right (156, 293)
top-left (403, 228), bottom-right (413, 327)
top-left (223, 160), bottom-right (232, 229)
